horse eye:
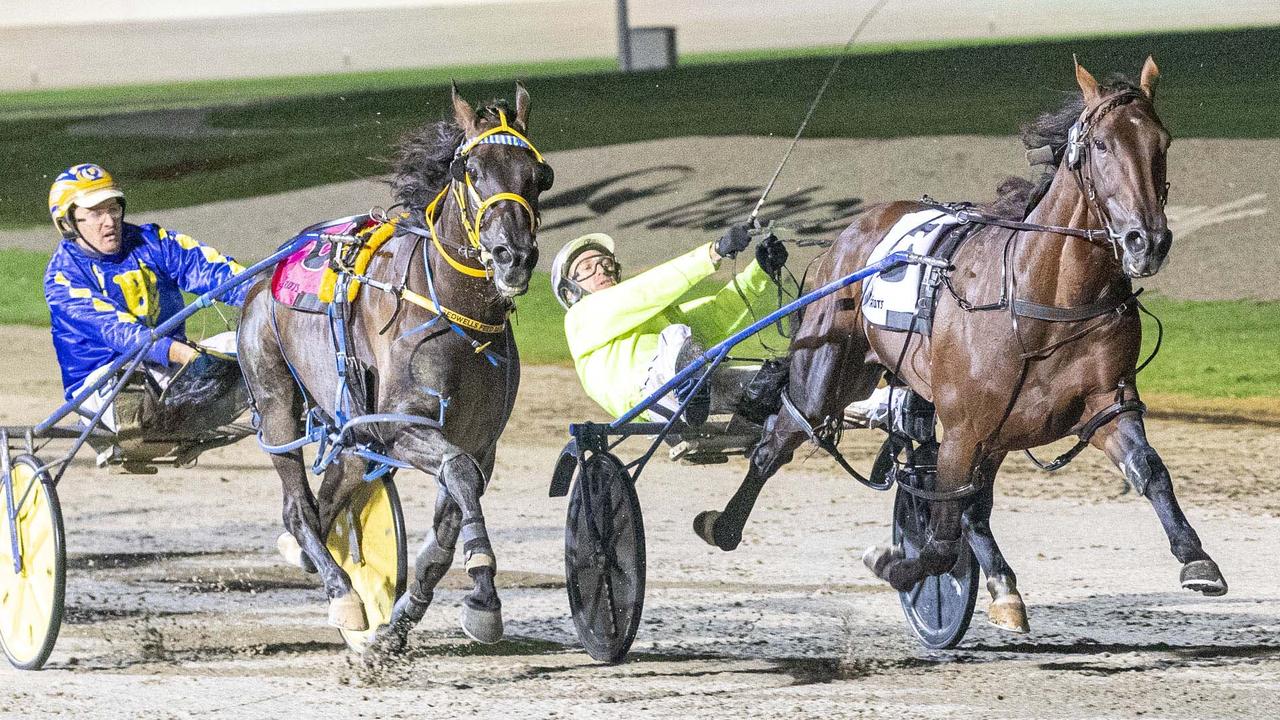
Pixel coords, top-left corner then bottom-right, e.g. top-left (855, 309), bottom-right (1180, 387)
top-left (535, 162), bottom-right (555, 192)
top-left (1092, 139), bottom-right (1107, 152)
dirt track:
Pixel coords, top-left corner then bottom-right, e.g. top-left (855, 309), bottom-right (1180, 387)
top-left (1, 325), bottom-right (1278, 719)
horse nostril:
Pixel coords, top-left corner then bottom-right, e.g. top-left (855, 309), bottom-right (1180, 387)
top-left (1123, 229), bottom-right (1146, 250)
top-left (492, 244), bottom-right (514, 266)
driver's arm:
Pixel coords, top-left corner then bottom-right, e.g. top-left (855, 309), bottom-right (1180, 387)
top-left (566, 242), bottom-right (721, 358)
top-left (674, 258), bottom-right (774, 340)
top-left (151, 225), bottom-right (250, 307)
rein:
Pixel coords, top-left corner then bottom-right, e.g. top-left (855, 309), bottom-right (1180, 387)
top-left (1067, 90), bottom-right (1169, 260)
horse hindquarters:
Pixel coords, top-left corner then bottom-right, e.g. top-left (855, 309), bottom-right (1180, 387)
top-left (697, 214), bottom-right (893, 550)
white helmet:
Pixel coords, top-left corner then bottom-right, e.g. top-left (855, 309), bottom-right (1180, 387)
top-left (551, 232), bottom-right (616, 310)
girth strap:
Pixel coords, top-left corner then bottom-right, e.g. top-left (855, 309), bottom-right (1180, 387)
top-left (1014, 289), bottom-right (1141, 322)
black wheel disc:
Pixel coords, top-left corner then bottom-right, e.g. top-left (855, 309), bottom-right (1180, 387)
top-left (564, 452), bottom-right (646, 663)
top-left (891, 486), bottom-right (978, 650)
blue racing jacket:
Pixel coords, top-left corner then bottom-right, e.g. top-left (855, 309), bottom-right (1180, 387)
top-left (44, 222), bottom-right (248, 399)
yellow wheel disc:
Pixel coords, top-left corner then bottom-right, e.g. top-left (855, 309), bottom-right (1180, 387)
top-left (325, 478), bottom-right (406, 652)
top-left (0, 455), bottom-right (66, 671)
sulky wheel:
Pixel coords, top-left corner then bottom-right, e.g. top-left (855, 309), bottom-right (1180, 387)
top-left (325, 476), bottom-right (407, 652)
top-left (891, 485), bottom-right (978, 650)
top-left (564, 452), bottom-right (646, 664)
top-left (0, 454), bottom-right (66, 670)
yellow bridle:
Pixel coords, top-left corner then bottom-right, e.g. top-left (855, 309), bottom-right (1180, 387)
top-left (424, 109), bottom-right (543, 279)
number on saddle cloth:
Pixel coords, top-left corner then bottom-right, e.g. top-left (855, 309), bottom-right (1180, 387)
top-left (270, 215), bottom-right (382, 313)
top-left (862, 210), bottom-right (963, 335)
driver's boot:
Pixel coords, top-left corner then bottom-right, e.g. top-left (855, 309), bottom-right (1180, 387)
top-left (674, 337), bottom-right (711, 427)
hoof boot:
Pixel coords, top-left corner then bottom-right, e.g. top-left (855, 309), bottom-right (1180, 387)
top-left (987, 593), bottom-right (1030, 633)
top-left (277, 532), bottom-right (307, 570)
top-left (861, 543), bottom-right (902, 580)
top-left (693, 511), bottom-right (721, 547)
top-left (328, 590), bottom-right (368, 631)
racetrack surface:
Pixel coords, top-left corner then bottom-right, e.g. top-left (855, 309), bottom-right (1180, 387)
top-left (1, 325), bottom-right (1277, 719)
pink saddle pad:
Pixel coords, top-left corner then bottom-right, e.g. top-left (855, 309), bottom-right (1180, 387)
top-left (270, 238), bottom-right (331, 312)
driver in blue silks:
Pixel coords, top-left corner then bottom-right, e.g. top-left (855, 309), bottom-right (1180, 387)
top-left (43, 164), bottom-right (250, 453)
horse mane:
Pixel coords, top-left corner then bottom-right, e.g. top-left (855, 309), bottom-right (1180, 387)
top-left (993, 74), bottom-right (1146, 218)
top-left (390, 100), bottom-right (517, 211)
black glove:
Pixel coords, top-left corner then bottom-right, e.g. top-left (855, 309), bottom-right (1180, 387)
top-left (715, 224), bottom-right (752, 259)
top-left (755, 233), bottom-right (788, 276)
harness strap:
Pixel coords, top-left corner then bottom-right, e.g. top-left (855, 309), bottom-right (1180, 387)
top-left (921, 197), bottom-right (1109, 243)
top-left (779, 391), bottom-right (891, 491)
top-left (419, 188), bottom-right (490, 278)
top-left (1014, 288), bottom-right (1141, 322)
top-left (894, 476), bottom-right (984, 502)
top-left (1025, 399), bottom-right (1147, 472)
top-left (399, 288), bottom-right (506, 335)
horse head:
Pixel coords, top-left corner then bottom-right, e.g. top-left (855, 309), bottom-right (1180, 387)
top-left (1070, 56), bottom-right (1172, 278)
top-left (448, 83), bottom-right (553, 297)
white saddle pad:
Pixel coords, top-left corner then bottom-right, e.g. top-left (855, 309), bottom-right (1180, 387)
top-left (861, 209), bottom-right (957, 331)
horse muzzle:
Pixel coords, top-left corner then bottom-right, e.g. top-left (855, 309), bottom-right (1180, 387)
top-left (1119, 226), bottom-right (1173, 278)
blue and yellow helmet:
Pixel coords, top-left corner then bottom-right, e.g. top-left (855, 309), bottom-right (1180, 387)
top-left (48, 163), bottom-right (125, 238)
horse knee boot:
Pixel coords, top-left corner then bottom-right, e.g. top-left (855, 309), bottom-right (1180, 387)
top-left (1120, 445), bottom-right (1165, 496)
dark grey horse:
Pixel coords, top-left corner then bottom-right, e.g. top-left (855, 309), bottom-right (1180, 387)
top-left (238, 84), bottom-right (549, 649)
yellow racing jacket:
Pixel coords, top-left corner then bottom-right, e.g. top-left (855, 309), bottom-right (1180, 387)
top-left (564, 242), bottom-right (775, 419)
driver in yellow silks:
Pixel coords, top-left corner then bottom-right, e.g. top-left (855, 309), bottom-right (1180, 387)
top-left (553, 227), bottom-right (788, 426)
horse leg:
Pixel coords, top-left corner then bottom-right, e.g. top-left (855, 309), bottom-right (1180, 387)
top-left (694, 411), bottom-right (810, 551)
top-left (316, 453), bottom-right (368, 537)
top-left (240, 302), bottom-right (363, 629)
top-left (439, 452), bottom-right (504, 643)
top-left (370, 476), bottom-right (463, 654)
top-left (1093, 412), bottom-right (1227, 595)
top-left (264, 440), bottom-right (364, 630)
top-left (865, 435), bottom-right (974, 592)
top-left (695, 335), bottom-right (881, 551)
top-left (391, 431), bottom-right (504, 643)
top-left (961, 454), bottom-right (1030, 633)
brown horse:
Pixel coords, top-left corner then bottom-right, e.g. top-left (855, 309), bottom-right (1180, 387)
top-left (696, 57), bottom-right (1227, 633)
top-left (237, 84), bottom-right (550, 649)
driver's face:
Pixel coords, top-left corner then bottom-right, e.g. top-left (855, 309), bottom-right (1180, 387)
top-left (73, 198), bottom-right (124, 255)
top-left (570, 249), bottom-right (620, 293)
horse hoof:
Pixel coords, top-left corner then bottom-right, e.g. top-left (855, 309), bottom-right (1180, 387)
top-left (861, 543), bottom-right (902, 580)
top-left (988, 593), bottom-right (1031, 633)
top-left (276, 532), bottom-right (316, 573)
top-left (328, 591), bottom-right (368, 631)
top-left (460, 604), bottom-right (504, 645)
top-left (693, 511), bottom-right (720, 547)
top-left (1181, 559), bottom-right (1228, 596)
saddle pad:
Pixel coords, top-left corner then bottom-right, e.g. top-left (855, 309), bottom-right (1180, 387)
top-left (862, 209), bottom-right (958, 332)
top-left (271, 216), bottom-right (391, 312)
top-left (270, 238), bottom-right (332, 313)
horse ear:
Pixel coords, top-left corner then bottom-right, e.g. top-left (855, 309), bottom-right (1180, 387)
top-left (1139, 55), bottom-right (1160, 99)
top-left (1073, 54), bottom-right (1100, 104)
top-left (451, 81), bottom-right (478, 136)
top-left (514, 82), bottom-right (531, 131)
